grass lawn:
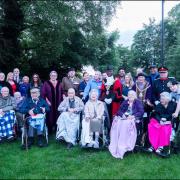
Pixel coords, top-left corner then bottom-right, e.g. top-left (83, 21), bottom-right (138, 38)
top-left (1, 135), bottom-right (180, 179)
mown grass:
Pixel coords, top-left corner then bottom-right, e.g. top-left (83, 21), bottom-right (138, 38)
top-left (0, 135), bottom-right (180, 179)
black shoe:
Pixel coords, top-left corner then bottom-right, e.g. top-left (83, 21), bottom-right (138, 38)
top-left (67, 143), bottom-right (73, 149)
top-left (155, 148), bottom-right (170, 158)
top-left (37, 135), bottom-right (44, 147)
top-left (173, 147), bottom-right (179, 154)
top-left (6, 135), bottom-right (15, 142)
top-left (28, 137), bottom-right (34, 147)
top-left (21, 143), bottom-right (31, 150)
top-left (57, 136), bottom-right (65, 143)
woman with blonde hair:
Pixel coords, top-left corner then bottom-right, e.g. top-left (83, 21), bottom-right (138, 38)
top-left (122, 73), bottom-right (134, 100)
top-left (6, 72), bottom-right (18, 95)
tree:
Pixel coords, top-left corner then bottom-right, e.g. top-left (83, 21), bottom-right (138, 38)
top-left (0, 0), bottom-right (24, 73)
top-left (19, 1), bottom-right (120, 78)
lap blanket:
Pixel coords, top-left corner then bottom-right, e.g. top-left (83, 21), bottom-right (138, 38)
top-left (148, 118), bottom-right (172, 150)
top-left (0, 110), bottom-right (16, 137)
top-left (109, 116), bottom-right (137, 159)
top-left (29, 114), bottom-right (45, 132)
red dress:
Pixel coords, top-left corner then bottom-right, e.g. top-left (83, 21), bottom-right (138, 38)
top-left (11, 83), bottom-right (17, 94)
top-left (112, 79), bottom-right (123, 116)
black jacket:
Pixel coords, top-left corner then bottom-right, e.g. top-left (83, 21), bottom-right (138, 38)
top-left (154, 101), bottom-right (177, 122)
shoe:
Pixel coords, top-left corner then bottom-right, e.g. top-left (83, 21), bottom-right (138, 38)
top-left (7, 135), bottom-right (14, 142)
top-left (21, 144), bottom-right (31, 150)
top-left (28, 137), bottom-right (34, 147)
top-left (93, 142), bottom-right (99, 149)
top-left (57, 136), bottom-right (65, 143)
top-left (37, 135), bottom-right (44, 147)
top-left (144, 146), bottom-right (154, 153)
top-left (155, 147), bottom-right (169, 158)
top-left (173, 146), bottom-right (179, 154)
top-left (67, 143), bottom-right (73, 149)
top-left (155, 147), bottom-right (163, 153)
top-left (87, 142), bottom-right (93, 148)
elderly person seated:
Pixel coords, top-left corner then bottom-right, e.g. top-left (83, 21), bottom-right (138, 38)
top-left (14, 92), bottom-right (25, 136)
top-left (109, 90), bottom-right (144, 159)
top-left (0, 87), bottom-right (16, 143)
top-left (20, 88), bottom-right (50, 149)
top-left (147, 92), bottom-right (177, 157)
top-left (81, 89), bottom-right (105, 149)
top-left (56, 88), bottom-right (84, 149)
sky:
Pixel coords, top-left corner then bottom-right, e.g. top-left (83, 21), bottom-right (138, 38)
top-left (106, 1), bottom-right (180, 47)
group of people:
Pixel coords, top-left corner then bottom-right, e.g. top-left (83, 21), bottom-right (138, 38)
top-left (0, 65), bottom-right (179, 159)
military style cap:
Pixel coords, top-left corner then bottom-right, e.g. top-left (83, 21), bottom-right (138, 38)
top-left (158, 66), bottom-right (168, 73)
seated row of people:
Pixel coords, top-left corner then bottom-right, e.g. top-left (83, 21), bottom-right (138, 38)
top-left (0, 84), bottom-right (179, 159)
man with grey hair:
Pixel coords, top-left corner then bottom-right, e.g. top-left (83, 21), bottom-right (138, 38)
top-left (20, 88), bottom-right (50, 149)
top-left (56, 88), bottom-right (84, 149)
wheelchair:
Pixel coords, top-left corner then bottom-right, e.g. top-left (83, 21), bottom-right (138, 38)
top-left (79, 113), bottom-right (109, 150)
top-left (142, 113), bottom-right (179, 157)
top-left (21, 113), bottom-right (48, 149)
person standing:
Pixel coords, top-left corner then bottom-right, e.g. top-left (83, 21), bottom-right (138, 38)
top-left (41, 71), bottom-right (63, 134)
top-left (148, 64), bottom-right (159, 86)
top-left (6, 72), bottom-right (18, 95)
top-left (79, 72), bottom-right (89, 99)
top-left (153, 66), bottom-right (175, 104)
top-left (61, 68), bottom-right (80, 97)
top-left (83, 71), bottom-right (102, 102)
top-left (13, 68), bottom-right (22, 85)
top-left (0, 72), bottom-right (13, 96)
top-left (118, 67), bottom-right (126, 85)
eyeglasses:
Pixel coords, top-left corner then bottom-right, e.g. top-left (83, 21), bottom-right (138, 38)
top-left (33, 76), bottom-right (38, 78)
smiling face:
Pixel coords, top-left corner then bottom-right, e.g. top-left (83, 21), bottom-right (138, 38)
top-left (1, 87), bottom-right (9, 97)
top-left (94, 71), bottom-right (101, 81)
top-left (137, 75), bottom-right (145, 83)
top-left (13, 68), bottom-right (20, 76)
top-left (30, 89), bottom-right (40, 100)
top-left (169, 84), bottom-right (178, 92)
top-left (119, 69), bottom-right (125, 77)
top-left (160, 95), bottom-right (169, 106)
top-left (33, 74), bottom-right (39, 83)
top-left (83, 72), bottom-right (89, 82)
top-left (7, 72), bottom-right (14, 81)
top-left (125, 75), bottom-right (130, 84)
top-left (159, 71), bottom-right (168, 79)
top-left (68, 88), bottom-right (75, 99)
top-left (107, 70), bottom-right (113, 77)
top-left (150, 67), bottom-right (157, 74)
top-left (23, 76), bottom-right (29, 83)
top-left (68, 70), bottom-right (75, 78)
top-left (50, 71), bottom-right (58, 81)
top-left (0, 73), bottom-right (5, 81)
top-left (90, 91), bottom-right (98, 101)
top-left (128, 91), bottom-right (136, 102)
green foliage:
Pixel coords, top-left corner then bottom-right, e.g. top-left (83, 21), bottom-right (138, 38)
top-left (130, 3), bottom-right (180, 79)
top-left (0, 0), bottom-right (24, 72)
top-left (19, 1), bottom-right (120, 78)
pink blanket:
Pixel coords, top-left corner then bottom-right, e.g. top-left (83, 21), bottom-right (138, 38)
top-left (109, 116), bottom-right (137, 159)
top-left (148, 118), bottom-right (172, 150)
